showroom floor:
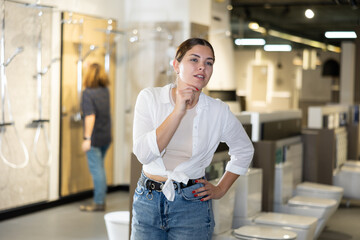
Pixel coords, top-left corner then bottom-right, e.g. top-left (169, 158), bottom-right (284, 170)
top-left (0, 191), bottom-right (359, 240)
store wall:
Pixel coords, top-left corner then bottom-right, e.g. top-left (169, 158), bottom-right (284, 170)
top-left (0, 0), bottom-right (126, 210)
top-left (208, 0), bottom-right (235, 90)
top-left (234, 49), bottom-right (340, 112)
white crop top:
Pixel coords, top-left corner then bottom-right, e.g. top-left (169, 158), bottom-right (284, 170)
top-left (162, 90), bottom-right (197, 170)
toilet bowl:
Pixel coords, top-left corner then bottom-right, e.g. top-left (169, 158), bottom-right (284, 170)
top-left (231, 168), bottom-right (317, 240)
top-left (333, 166), bottom-right (360, 199)
top-left (212, 178), bottom-right (237, 235)
top-left (274, 162), bottom-right (337, 239)
top-left (104, 211), bottom-right (130, 240)
top-left (295, 182), bottom-right (343, 204)
top-left (213, 225), bottom-right (297, 240)
top-left (295, 182), bottom-right (343, 213)
top-left (253, 212), bottom-right (316, 240)
top-left (211, 173), bottom-right (300, 240)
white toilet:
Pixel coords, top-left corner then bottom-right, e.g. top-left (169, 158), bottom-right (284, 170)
top-left (282, 138), bottom-right (343, 208)
top-left (213, 225), bottom-right (297, 240)
top-left (274, 162), bottom-right (337, 239)
top-left (295, 182), bottom-right (344, 210)
top-left (230, 168), bottom-right (318, 240)
top-left (104, 211), bottom-right (130, 240)
top-left (211, 175), bottom-right (299, 240)
top-left (333, 165), bottom-right (360, 199)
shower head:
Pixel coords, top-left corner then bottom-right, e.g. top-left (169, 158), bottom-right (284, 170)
top-left (16, 46), bottom-right (24, 54)
top-left (81, 45), bottom-right (98, 61)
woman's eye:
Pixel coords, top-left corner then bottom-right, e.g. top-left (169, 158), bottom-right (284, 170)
top-left (206, 62), bottom-right (213, 66)
top-left (190, 58), bottom-right (198, 62)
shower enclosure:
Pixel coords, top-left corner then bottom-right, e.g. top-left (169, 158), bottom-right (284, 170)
top-left (60, 12), bottom-right (116, 197)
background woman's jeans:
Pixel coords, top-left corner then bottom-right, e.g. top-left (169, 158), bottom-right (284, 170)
top-left (131, 173), bottom-right (215, 240)
top-left (86, 144), bottom-right (109, 205)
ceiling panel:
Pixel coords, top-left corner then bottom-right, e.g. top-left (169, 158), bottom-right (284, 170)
top-left (230, 0), bottom-right (360, 49)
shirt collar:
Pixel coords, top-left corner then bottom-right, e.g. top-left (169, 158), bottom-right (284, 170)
top-left (159, 83), bottom-right (209, 110)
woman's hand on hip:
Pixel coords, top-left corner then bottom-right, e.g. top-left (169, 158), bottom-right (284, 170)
top-left (192, 179), bottom-right (226, 201)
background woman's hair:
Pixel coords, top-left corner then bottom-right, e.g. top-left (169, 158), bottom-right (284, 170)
top-left (175, 38), bottom-right (215, 63)
top-left (83, 63), bottom-right (110, 88)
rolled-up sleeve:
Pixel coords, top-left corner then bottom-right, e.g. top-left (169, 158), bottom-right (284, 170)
top-left (221, 106), bottom-right (254, 175)
top-left (133, 89), bottom-right (165, 164)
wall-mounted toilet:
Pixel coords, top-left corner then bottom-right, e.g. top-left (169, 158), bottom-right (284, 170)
top-left (230, 168), bottom-right (318, 240)
top-left (211, 174), bottom-right (300, 240)
top-left (274, 162), bottom-right (337, 239)
top-left (282, 138), bottom-right (343, 207)
top-left (295, 182), bottom-right (343, 210)
top-left (213, 225), bottom-right (297, 240)
top-left (333, 166), bottom-right (360, 200)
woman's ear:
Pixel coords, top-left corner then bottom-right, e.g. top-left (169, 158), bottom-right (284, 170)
top-left (173, 59), bottom-right (179, 74)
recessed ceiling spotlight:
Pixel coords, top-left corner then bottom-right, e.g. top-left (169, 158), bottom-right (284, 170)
top-left (235, 38), bottom-right (266, 46)
top-left (305, 9), bottom-right (315, 19)
top-left (264, 44), bottom-right (292, 52)
top-left (325, 31), bottom-right (357, 38)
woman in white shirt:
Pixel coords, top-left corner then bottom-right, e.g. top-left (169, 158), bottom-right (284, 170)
top-left (131, 38), bottom-right (254, 240)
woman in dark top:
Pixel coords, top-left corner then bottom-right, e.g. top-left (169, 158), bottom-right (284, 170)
top-left (80, 63), bottom-right (111, 212)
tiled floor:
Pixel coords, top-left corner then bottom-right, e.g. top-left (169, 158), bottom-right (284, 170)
top-left (318, 199), bottom-right (360, 240)
top-left (0, 191), bottom-right (359, 240)
top-left (0, 191), bottom-right (129, 240)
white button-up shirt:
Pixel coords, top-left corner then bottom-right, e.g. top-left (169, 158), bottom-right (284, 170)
top-left (133, 84), bottom-right (254, 201)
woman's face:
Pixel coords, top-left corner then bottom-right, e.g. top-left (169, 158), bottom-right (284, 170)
top-left (174, 45), bottom-right (214, 90)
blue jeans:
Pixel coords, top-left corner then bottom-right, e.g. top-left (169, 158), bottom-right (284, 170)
top-left (131, 172), bottom-right (215, 240)
top-left (86, 144), bottom-right (109, 205)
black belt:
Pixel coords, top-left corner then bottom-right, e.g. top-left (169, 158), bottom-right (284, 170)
top-left (145, 178), bottom-right (200, 192)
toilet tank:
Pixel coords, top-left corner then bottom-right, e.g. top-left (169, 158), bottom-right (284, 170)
top-left (212, 178), bottom-right (237, 235)
top-left (233, 168), bottom-right (263, 218)
top-left (274, 161), bottom-right (294, 204)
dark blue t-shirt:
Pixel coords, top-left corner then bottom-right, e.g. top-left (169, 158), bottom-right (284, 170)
top-left (81, 87), bottom-right (111, 147)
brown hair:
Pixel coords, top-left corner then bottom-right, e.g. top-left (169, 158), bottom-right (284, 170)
top-left (83, 63), bottom-right (109, 88)
top-left (175, 38), bottom-right (215, 63)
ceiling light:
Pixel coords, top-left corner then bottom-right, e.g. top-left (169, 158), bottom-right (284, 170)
top-left (325, 31), bottom-right (357, 39)
top-left (235, 38), bottom-right (265, 46)
top-left (251, 26), bottom-right (341, 52)
top-left (305, 9), bottom-right (314, 19)
top-left (264, 44), bottom-right (292, 52)
top-left (248, 22), bottom-right (259, 30)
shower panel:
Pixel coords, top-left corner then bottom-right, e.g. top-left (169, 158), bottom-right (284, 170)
top-left (0, 0), bottom-right (52, 211)
top-left (0, 0), bottom-right (28, 169)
